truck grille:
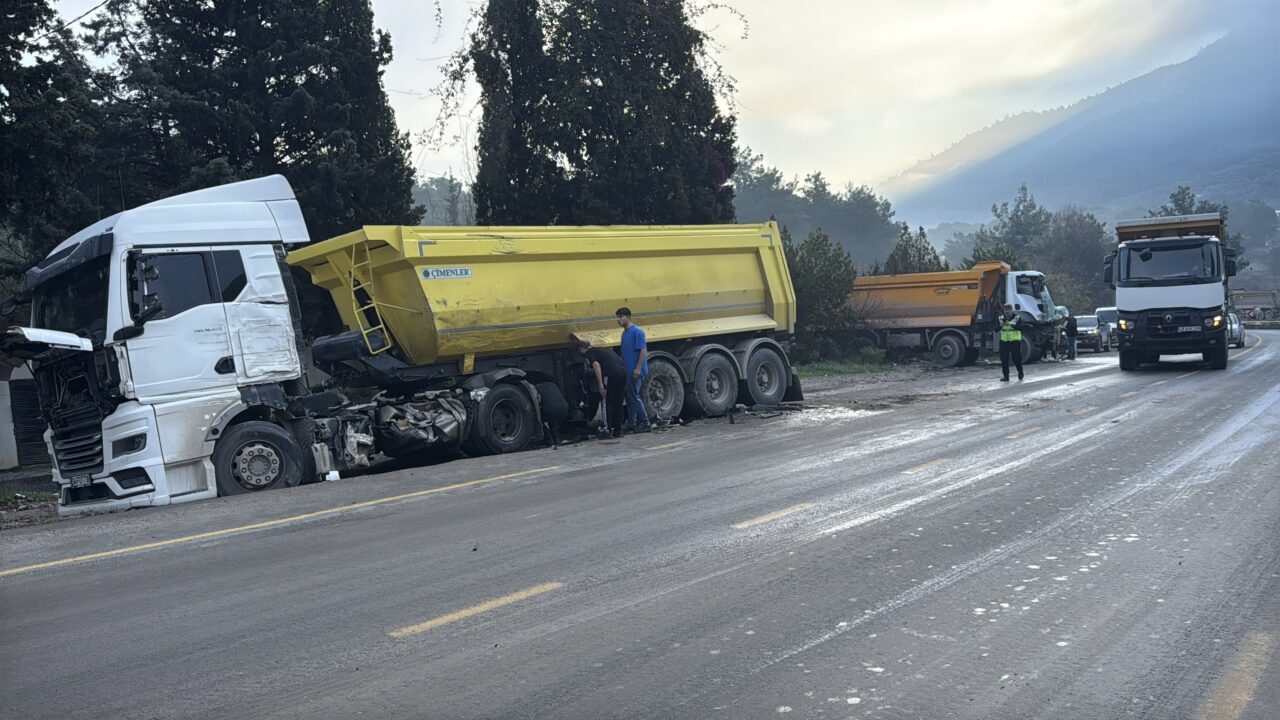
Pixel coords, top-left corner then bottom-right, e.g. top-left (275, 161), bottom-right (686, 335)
top-left (50, 404), bottom-right (105, 476)
top-left (1146, 311), bottom-right (1194, 335)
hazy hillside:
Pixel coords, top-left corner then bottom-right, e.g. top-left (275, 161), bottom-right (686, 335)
top-left (882, 26), bottom-right (1280, 225)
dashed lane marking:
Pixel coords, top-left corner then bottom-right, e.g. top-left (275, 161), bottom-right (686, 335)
top-left (1120, 391), bottom-right (1140, 398)
top-left (1005, 427), bottom-right (1042, 439)
top-left (1195, 632), bottom-right (1276, 720)
top-left (647, 440), bottom-right (689, 451)
top-left (388, 582), bottom-right (565, 638)
top-left (903, 458), bottom-right (950, 475)
top-left (731, 503), bottom-right (815, 529)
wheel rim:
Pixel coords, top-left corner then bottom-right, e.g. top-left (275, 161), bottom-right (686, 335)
top-left (938, 340), bottom-right (958, 362)
top-left (754, 360), bottom-right (780, 397)
top-left (490, 398), bottom-right (524, 442)
top-left (232, 441), bottom-right (282, 491)
top-left (646, 372), bottom-right (676, 415)
top-left (705, 367), bottom-right (732, 403)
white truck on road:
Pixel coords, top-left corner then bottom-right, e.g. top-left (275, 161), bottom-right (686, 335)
top-left (1104, 213), bottom-right (1239, 371)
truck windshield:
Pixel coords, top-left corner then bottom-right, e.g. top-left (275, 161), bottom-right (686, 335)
top-left (1120, 243), bottom-right (1219, 284)
top-left (29, 256), bottom-right (111, 339)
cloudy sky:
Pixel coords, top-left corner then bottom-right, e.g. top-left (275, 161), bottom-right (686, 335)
top-left (59, 0), bottom-right (1255, 188)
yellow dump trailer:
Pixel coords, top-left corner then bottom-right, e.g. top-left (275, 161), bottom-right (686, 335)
top-left (288, 223), bottom-right (795, 365)
top-left (288, 222), bottom-right (801, 428)
top-left (852, 262), bottom-right (1008, 329)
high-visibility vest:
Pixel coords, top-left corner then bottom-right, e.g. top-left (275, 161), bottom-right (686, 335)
top-left (999, 316), bottom-right (1022, 342)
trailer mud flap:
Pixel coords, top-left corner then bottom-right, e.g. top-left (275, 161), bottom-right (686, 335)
top-left (783, 367), bottom-right (805, 402)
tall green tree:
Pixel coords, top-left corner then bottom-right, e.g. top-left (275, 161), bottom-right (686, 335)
top-left (91, 0), bottom-right (422, 244)
top-left (782, 225), bottom-right (860, 362)
top-left (1032, 206), bottom-right (1111, 313)
top-left (963, 184), bottom-right (1049, 269)
top-left (880, 224), bottom-right (947, 275)
top-left (1, 2), bottom-right (109, 291)
top-left (466, 0), bottom-right (738, 225)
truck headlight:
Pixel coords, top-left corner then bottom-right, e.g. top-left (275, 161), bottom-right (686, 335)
top-left (1203, 315), bottom-right (1223, 329)
top-left (1118, 319), bottom-right (1133, 331)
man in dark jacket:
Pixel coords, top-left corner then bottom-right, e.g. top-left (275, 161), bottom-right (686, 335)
top-left (1065, 312), bottom-right (1078, 360)
top-left (578, 339), bottom-right (627, 438)
top-left (535, 381), bottom-right (569, 447)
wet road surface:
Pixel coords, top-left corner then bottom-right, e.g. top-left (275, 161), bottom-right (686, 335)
top-left (2, 333), bottom-right (1278, 719)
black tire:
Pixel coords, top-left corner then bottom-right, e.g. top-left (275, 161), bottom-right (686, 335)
top-left (1019, 337), bottom-right (1041, 364)
top-left (1119, 349), bottom-right (1137, 371)
top-left (213, 421), bottom-right (305, 496)
top-left (643, 358), bottom-right (685, 420)
top-left (686, 352), bottom-right (738, 418)
top-left (744, 347), bottom-right (788, 405)
top-left (292, 418), bottom-right (321, 484)
top-left (469, 383), bottom-right (536, 455)
top-left (1208, 345), bottom-right (1228, 370)
top-left (932, 335), bottom-right (964, 368)
top-left (963, 347), bottom-right (981, 365)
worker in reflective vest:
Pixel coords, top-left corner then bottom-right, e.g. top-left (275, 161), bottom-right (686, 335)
top-left (999, 304), bottom-right (1024, 382)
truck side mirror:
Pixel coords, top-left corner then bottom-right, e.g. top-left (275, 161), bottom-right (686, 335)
top-left (1224, 247), bottom-right (1238, 277)
top-left (1103, 254), bottom-right (1114, 287)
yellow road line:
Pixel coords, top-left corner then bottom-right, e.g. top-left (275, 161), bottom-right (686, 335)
top-left (903, 458), bottom-right (950, 475)
top-left (1074, 406), bottom-right (1099, 415)
top-left (1005, 427), bottom-right (1042, 439)
top-left (388, 581), bottom-right (564, 638)
top-left (1195, 632), bottom-right (1276, 720)
top-left (0, 466), bottom-right (561, 579)
top-left (1177, 370), bottom-right (1200, 379)
top-left (731, 503), bottom-right (814, 529)
top-left (647, 440), bottom-right (689, 451)
top-left (1119, 391), bottom-right (1140, 398)
top-left (1233, 336), bottom-right (1264, 359)
top-left (1150, 380), bottom-right (1168, 387)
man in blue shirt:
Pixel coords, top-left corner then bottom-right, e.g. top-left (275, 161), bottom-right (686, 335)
top-left (616, 307), bottom-right (651, 433)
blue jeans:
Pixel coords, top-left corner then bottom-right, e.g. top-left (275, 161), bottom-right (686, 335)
top-left (1067, 338), bottom-right (1077, 359)
top-left (626, 376), bottom-right (650, 428)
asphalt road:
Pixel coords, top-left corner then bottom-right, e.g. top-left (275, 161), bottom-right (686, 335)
top-left (3, 333), bottom-right (1278, 720)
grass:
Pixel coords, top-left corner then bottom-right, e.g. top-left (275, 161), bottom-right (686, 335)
top-left (0, 489), bottom-right (58, 504)
top-left (796, 358), bottom-right (889, 379)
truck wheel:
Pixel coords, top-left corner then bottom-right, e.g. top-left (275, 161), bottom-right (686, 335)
top-left (744, 347), bottom-right (788, 405)
top-left (1119, 349), bottom-right (1137, 371)
top-left (931, 335), bottom-right (964, 368)
top-left (1208, 345), bottom-right (1229, 370)
top-left (1019, 337), bottom-right (1041, 364)
top-left (472, 384), bottom-right (536, 455)
top-left (643, 358), bottom-right (685, 420)
top-left (213, 421), bottom-right (305, 496)
top-left (686, 352), bottom-right (738, 418)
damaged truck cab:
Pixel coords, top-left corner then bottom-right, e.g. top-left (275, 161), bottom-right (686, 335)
top-left (5, 177), bottom-right (310, 512)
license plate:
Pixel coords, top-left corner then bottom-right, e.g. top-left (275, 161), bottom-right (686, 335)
top-left (1176, 326), bottom-right (1200, 333)
top-left (69, 475), bottom-right (91, 489)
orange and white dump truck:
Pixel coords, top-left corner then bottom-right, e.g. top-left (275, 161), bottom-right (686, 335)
top-left (2, 176), bottom-right (800, 514)
top-left (851, 262), bottom-right (1065, 366)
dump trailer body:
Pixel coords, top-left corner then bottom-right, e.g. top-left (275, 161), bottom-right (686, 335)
top-left (1231, 289), bottom-right (1278, 320)
top-left (287, 223), bottom-right (796, 366)
top-left (852, 262), bottom-right (1008, 329)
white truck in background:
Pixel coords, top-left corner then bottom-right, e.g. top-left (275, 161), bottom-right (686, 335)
top-left (1104, 213), bottom-right (1239, 371)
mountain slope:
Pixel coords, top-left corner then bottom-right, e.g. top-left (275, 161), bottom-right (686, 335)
top-left (883, 26), bottom-right (1280, 225)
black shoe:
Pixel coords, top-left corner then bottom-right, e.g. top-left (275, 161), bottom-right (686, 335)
top-left (612, 430), bottom-right (624, 438)
top-left (1018, 373), bottom-right (1024, 380)
top-left (1000, 376), bottom-right (1009, 382)
top-left (635, 424), bottom-right (652, 434)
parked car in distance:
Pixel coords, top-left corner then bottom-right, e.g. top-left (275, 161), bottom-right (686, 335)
top-left (1095, 306), bottom-right (1118, 336)
top-left (1227, 312), bottom-right (1247, 348)
top-left (1077, 315), bottom-right (1113, 352)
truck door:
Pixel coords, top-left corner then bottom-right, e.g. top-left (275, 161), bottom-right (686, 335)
top-left (125, 248), bottom-right (237, 399)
